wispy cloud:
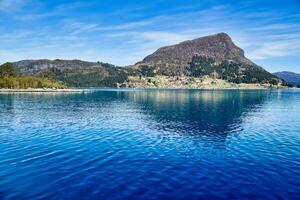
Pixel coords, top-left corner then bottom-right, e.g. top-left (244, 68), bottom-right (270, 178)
top-left (139, 31), bottom-right (191, 45)
top-left (247, 40), bottom-right (300, 60)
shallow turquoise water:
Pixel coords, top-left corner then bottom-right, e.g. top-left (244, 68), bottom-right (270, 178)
top-left (0, 89), bottom-right (300, 199)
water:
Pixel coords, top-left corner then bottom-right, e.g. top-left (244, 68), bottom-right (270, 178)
top-left (0, 89), bottom-right (300, 200)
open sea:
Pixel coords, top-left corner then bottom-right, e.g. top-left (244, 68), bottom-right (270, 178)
top-left (0, 89), bottom-right (299, 200)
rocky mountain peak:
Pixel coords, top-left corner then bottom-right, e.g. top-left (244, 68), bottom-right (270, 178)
top-left (136, 32), bottom-right (255, 75)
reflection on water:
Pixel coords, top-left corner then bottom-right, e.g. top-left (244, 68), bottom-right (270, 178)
top-left (124, 90), bottom-right (268, 151)
top-left (126, 90), bottom-right (266, 133)
top-left (0, 89), bottom-right (300, 199)
top-left (1, 90), bottom-right (267, 150)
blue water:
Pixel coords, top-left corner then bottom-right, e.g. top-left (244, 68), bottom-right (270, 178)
top-left (0, 89), bottom-right (300, 200)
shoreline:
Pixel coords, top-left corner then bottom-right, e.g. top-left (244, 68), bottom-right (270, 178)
top-left (0, 88), bottom-right (92, 93)
top-left (131, 85), bottom-right (299, 90)
top-left (0, 87), bottom-right (296, 93)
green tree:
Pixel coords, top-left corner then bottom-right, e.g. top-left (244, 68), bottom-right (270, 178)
top-left (190, 56), bottom-right (214, 77)
top-left (0, 63), bottom-right (17, 78)
top-left (140, 65), bottom-right (156, 77)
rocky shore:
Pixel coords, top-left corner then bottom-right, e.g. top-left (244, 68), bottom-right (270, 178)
top-left (120, 76), bottom-right (287, 89)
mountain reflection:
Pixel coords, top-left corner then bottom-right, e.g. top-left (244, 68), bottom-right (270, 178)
top-left (124, 90), bottom-right (267, 140)
top-left (0, 90), bottom-right (268, 152)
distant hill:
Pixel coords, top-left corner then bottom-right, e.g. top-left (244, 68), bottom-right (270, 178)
top-left (273, 71), bottom-right (300, 86)
top-left (12, 59), bottom-right (133, 87)
top-left (13, 59), bottom-right (102, 74)
top-left (135, 32), bottom-right (283, 85)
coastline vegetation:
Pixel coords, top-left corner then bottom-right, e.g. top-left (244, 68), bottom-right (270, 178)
top-left (0, 63), bottom-right (67, 89)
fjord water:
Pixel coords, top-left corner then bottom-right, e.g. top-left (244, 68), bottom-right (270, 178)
top-left (0, 89), bottom-right (300, 200)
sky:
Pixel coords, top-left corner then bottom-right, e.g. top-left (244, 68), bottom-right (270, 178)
top-left (0, 0), bottom-right (299, 73)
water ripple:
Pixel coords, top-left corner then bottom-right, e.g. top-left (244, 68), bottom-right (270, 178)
top-left (0, 89), bottom-right (300, 199)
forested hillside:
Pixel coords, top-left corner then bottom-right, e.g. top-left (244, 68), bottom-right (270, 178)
top-left (0, 63), bottom-right (66, 89)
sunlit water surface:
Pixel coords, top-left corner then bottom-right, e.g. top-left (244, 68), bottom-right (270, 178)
top-left (0, 89), bottom-right (300, 199)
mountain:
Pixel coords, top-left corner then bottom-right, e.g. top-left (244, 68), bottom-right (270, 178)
top-left (273, 71), bottom-right (300, 86)
top-left (10, 33), bottom-right (285, 87)
top-left (135, 32), bottom-right (283, 85)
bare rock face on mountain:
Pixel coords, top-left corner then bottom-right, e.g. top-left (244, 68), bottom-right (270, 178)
top-left (134, 32), bottom-right (283, 85)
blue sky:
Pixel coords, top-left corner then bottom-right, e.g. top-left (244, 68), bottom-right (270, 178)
top-left (0, 0), bottom-right (299, 73)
